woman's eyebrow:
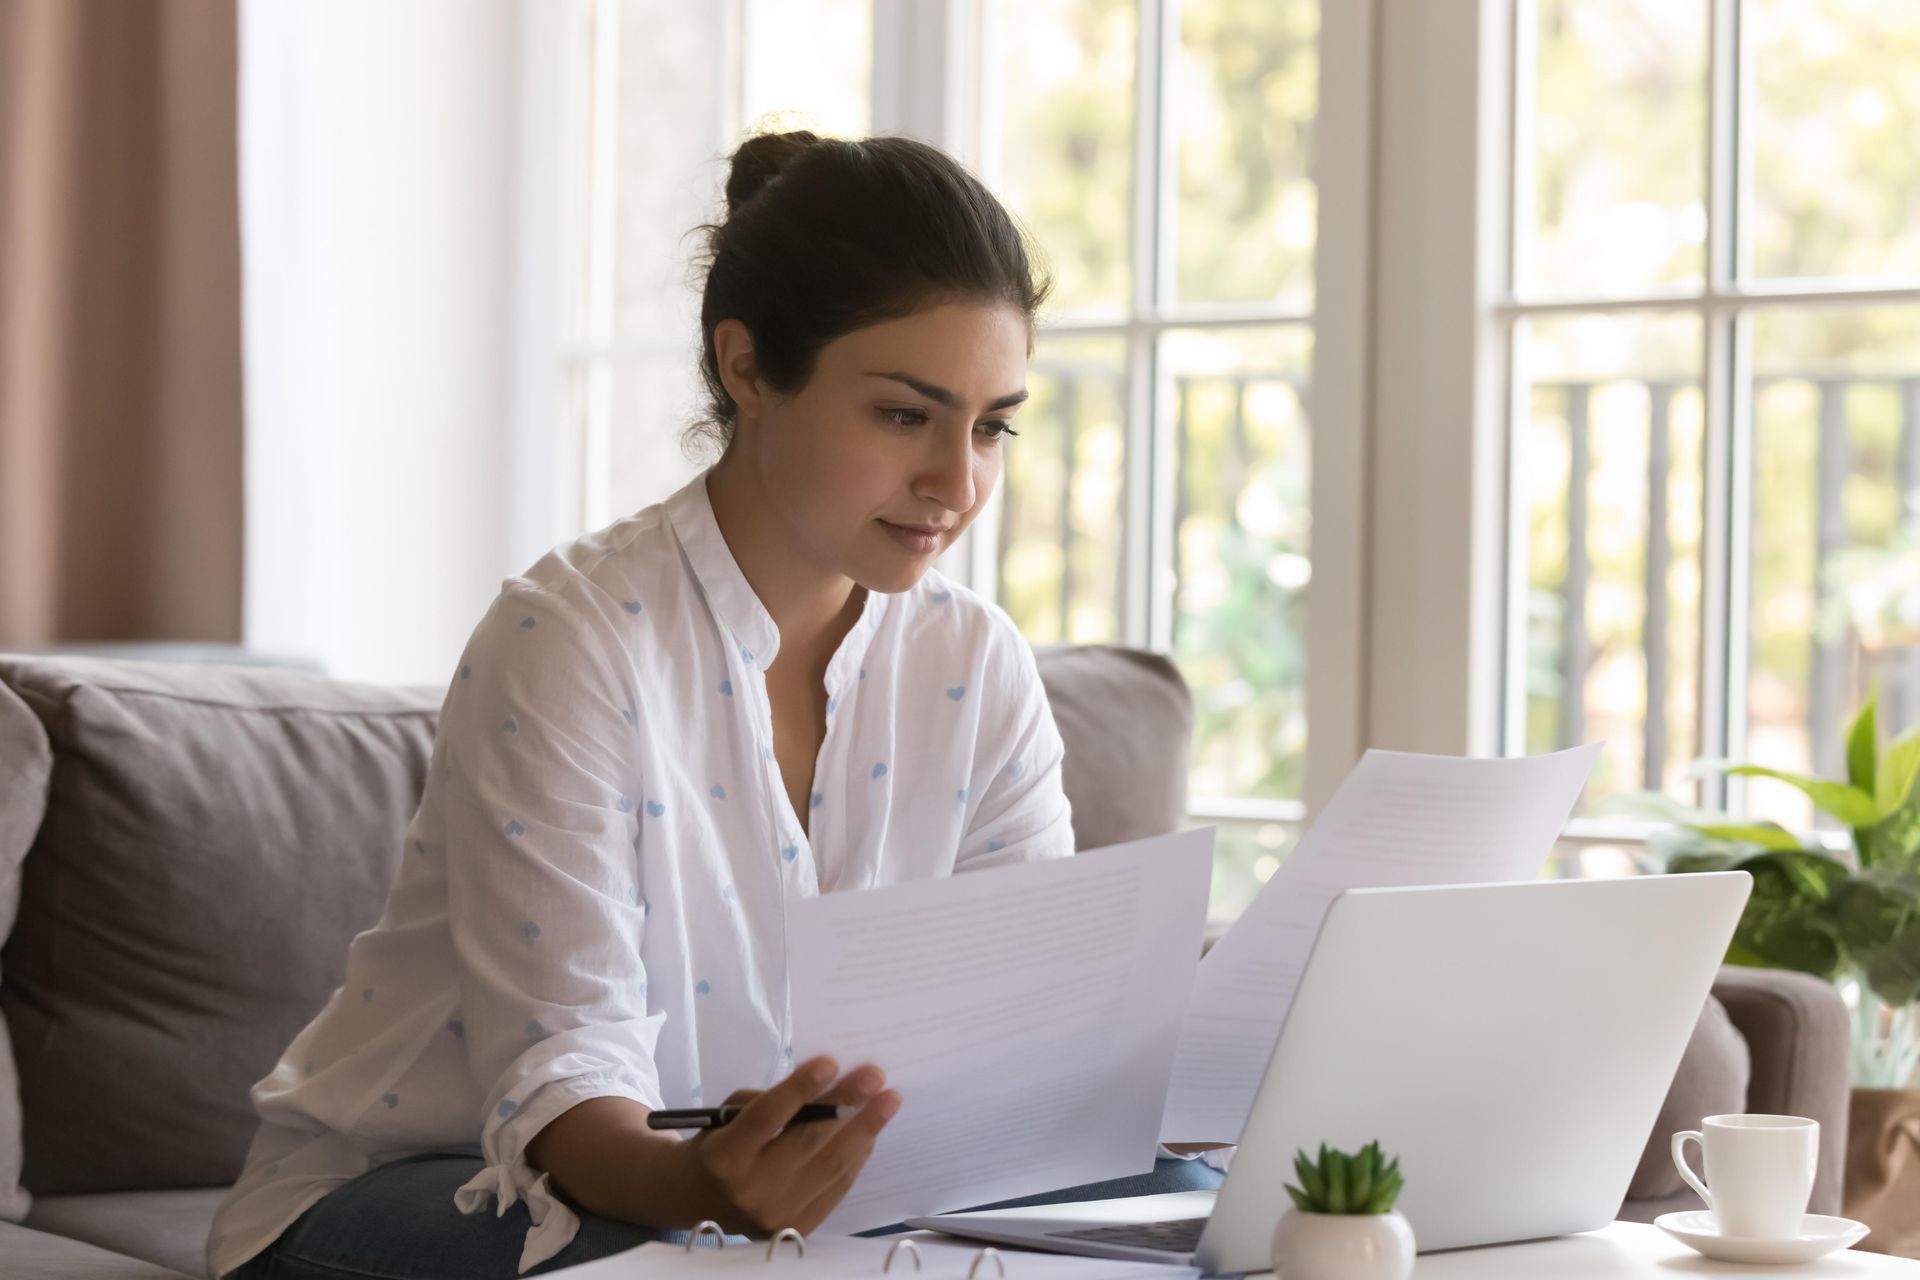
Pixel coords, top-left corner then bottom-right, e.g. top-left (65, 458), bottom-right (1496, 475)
top-left (866, 371), bottom-right (1029, 412)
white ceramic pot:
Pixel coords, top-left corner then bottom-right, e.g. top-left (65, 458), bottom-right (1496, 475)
top-left (1269, 1207), bottom-right (1416, 1280)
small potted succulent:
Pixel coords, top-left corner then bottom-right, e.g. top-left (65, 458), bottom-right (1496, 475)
top-left (1269, 1141), bottom-right (1414, 1280)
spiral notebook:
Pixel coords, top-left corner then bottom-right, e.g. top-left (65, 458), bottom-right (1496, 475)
top-left (538, 1234), bottom-right (1202, 1280)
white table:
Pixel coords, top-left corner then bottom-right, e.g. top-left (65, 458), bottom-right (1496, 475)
top-left (1414, 1222), bottom-right (1920, 1277)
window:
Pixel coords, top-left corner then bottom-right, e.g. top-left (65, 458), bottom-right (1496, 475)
top-left (971, 0), bottom-right (1329, 914)
top-left (1505, 0), bottom-right (1920, 854)
top-left (559, 0), bottom-right (1369, 919)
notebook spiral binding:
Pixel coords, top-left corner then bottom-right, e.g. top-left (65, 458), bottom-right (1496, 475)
top-left (683, 1222), bottom-right (1007, 1274)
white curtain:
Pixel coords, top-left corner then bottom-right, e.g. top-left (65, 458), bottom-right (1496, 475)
top-left (239, 0), bottom-right (573, 684)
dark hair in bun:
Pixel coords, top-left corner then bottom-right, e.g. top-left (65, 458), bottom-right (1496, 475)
top-left (692, 130), bottom-right (1052, 452)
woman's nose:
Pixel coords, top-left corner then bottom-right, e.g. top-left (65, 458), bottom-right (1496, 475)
top-left (915, 433), bottom-right (978, 513)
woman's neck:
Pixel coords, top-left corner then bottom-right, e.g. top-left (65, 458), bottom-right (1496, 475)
top-left (704, 454), bottom-right (864, 668)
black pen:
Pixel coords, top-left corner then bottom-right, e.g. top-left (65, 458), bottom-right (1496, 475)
top-left (647, 1104), bottom-right (858, 1131)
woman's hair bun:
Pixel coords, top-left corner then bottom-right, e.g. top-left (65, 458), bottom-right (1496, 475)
top-left (724, 130), bottom-right (823, 216)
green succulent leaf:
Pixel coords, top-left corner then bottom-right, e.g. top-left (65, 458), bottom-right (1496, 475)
top-left (1325, 1151), bottom-right (1349, 1214)
top-left (1348, 1146), bottom-right (1376, 1211)
top-left (1285, 1184), bottom-right (1313, 1213)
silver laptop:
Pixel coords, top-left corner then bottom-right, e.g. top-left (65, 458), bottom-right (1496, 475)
top-left (911, 872), bottom-right (1751, 1274)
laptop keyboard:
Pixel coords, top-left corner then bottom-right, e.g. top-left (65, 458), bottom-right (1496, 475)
top-left (1045, 1218), bottom-right (1208, 1253)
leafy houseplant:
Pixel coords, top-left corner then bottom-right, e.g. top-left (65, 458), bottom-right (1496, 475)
top-left (1269, 1142), bottom-right (1414, 1280)
top-left (1612, 690), bottom-right (1920, 1088)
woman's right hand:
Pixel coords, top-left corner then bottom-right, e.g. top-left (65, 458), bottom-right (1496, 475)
top-left (680, 1055), bottom-right (901, 1236)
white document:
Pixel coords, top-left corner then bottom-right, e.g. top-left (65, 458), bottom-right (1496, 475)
top-left (537, 1237), bottom-right (1200, 1280)
top-left (788, 829), bottom-right (1216, 1234)
top-left (1158, 744), bottom-right (1603, 1143)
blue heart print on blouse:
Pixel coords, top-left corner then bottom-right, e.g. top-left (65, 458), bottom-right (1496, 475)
top-left (498, 1100), bottom-right (518, 1119)
top-left (459, 665), bottom-right (472, 680)
top-left (622, 706), bottom-right (638, 727)
top-left (504, 819), bottom-right (525, 837)
top-left (525, 1019), bottom-right (545, 1039)
top-left (947, 686), bottom-right (966, 701)
top-left (782, 843), bottom-right (798, 862)
top-left (957, 787), bottom-right (970, 804)
top-left (616, 794), bottom-right (638, 813)
top-left (502, 716), bottom-right (517, 734)
top-left (1006, 760), bottom-right (1027, 780)
top-left (520, 616), bottom-right (536, 630)
top-left (722, 883), bottom-right (736, 901)
top-left (690, 1084), bottom-right (704, 1102)
top-left (522, 921), bottom-right (542, 941)
top-left (645, 800), bottom-right (665, 817)
top-left (826, 695), bottom-right (839, 715)
top-left (413, 839), bottom-right (427, 856)
top-left (718, 679), bottom-right (732, 697)
top-left (447, 1019), bottom-right (465, 1038)
top-left (695, 980), bottom-right (711, 996)
top-left (931, 589), bottom-right (953, 603)
top-left (988, 840), bottom-right (1008, 853)
top-left (362, 988), bottom-right (374, 1002)
top-left (383, 1093), bottom-right (399, 1109)
top-left (623, 600), bottom-right (643, 614)
top-left (859, 667), bottom-right (867, 680)
top-left (810, 792), bottom-right (825, 809)
top-left (710, 784), bottom-right (727, 800)
top-left (871, 762), bottom-right (889, 780)
top-left (741, 646), bottom-right (755, 665)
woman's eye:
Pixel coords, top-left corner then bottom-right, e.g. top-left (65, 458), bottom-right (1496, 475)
top-left (977, 420), bottom-right (1019, 442)
top-left (879, 407), bottom-right (928, 428)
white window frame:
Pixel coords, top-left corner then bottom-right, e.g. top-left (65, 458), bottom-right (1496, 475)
top-left (1379, 0), bottom-right (1920, 849)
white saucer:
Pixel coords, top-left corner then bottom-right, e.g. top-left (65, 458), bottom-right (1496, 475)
top-left (1655, 1210), bottom-right (1870, 1264)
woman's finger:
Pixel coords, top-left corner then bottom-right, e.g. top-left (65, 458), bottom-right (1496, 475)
top-left (702, 1056), bottom-right (838, 1159)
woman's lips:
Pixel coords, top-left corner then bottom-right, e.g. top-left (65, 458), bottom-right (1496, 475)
top-left (878, 520), bottom-right (947, 555)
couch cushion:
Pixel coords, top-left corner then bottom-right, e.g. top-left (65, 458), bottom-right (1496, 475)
top-left (26, 1187), bottom-right (224, 1280)
top-left (1625, 993), bottom-right (1750, 1200)
top-left (0, 655), bottom-right (439, 1194)
top-left (0, 676), bottom-right (53, 1223)
top-left (0, 1219), bottom-right (193, 1279)
top-left (1034, 645), bottom-right (1191, 851)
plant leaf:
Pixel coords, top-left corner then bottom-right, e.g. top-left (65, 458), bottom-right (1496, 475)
top-left (1296, 1152), bottom-right (1326, 1207)
top-left (1722, 852), bottom-right (1848, 979)
top-left (1349, 1147), bottom-right (1376, 1212)
top-left (1325, 1151), bottom-right (1349, 1214)
top-left (1877, 728), bottom-right (1920, 817)
top-left (1848, 692), bottom-right (1878, 796)
top-left (1721, 767), bottom-right (1879, 828)
top-left (1285, 1184), bottom-right (1313, 1213)
top-left (1832, 870), bottom-right (1920, 1007)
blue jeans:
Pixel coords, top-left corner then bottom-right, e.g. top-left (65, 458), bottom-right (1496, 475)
top-left (231, 1146), bottom-right (1224, 1280)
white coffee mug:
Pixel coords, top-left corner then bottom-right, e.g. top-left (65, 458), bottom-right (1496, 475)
top-left (1671, 1113), bottom-right (1819, 1239)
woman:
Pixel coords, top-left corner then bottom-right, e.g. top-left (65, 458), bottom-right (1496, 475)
top-left (208, 131), bottom-right (1221, 1280)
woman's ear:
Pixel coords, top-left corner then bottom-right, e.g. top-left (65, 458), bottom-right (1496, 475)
top-left (713, 319), bottom-right (766, 422)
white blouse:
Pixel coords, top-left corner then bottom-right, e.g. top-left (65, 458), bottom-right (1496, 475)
top-left (206, 473), bottom-right (1076, 1278)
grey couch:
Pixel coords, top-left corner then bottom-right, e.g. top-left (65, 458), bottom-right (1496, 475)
top-left (0, 650), bottom-right (1852, 1278)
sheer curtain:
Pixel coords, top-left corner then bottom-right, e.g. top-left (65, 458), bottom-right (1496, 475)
top-left (238, 0), bottom-right (574, 683)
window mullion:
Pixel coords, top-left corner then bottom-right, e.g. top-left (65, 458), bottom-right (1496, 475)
top-left (1128, 0), bottom-right (1172, 649)
top-left (1697, 0), bottom-right (1746, 809)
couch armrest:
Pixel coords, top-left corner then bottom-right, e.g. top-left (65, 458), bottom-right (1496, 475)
top-left (1711, 966), bottom-right (1852, 1215)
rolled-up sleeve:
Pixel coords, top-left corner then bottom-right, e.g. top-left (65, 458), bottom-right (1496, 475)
top-left (435, 585), bottom-right (665, 1273)
top-left (957, 619), bottom-right (1075, 871)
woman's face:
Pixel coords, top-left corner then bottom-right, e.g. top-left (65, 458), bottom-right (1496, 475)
top-left (729, 299), bottom-right (1031, 594)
